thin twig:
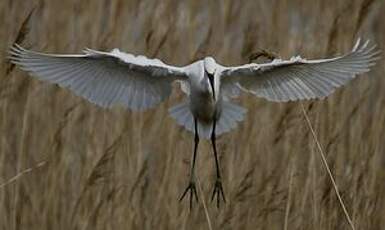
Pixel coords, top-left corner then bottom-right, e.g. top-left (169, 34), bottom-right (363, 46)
top-left (300, 103), bottom-right (355, 230)
top-left (196, 176), bottom-right (213, 230)
top-left (0, 161), bottom-right (47, 189)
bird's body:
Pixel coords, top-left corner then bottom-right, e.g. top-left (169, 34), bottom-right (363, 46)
top-left (8, 39), bottom-right (380, 207)
top-left (186, 58), bottom-right (222, 124)
top-left (189, 88), bottom-right (218, 124)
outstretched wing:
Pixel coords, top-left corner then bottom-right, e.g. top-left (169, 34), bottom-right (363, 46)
top-left (221, 39), bottom-right (380, 102)
top-left (9, 45), bottom-right (187, 110)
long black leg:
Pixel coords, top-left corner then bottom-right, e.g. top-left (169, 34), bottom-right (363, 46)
top-left (210, 118), bottom-right (226, 207)
top-left (179, 117), bottom-right (199, 209)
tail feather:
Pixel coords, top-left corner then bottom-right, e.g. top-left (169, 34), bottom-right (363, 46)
top-left (169, 101), bottom-right (195, 134)
top-left (216, 102), bottom-right (246, 134)
top-left (169, 101), bottom-right (247, 139)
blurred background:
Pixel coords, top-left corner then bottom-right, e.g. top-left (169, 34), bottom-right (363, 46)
top-left (0, 0), bottom-right (384, 229)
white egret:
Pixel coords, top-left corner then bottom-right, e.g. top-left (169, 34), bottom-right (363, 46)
top-left (8, 39), bottom-right (380, 207)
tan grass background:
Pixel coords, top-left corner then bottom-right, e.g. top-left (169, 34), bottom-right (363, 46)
top-left (1, 0), bottom-right (385, 229)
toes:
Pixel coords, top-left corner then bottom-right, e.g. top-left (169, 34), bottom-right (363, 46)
top-left (180, 183), bottom-right (199, 209)
top-left (211, 180), bottom-right (226, 208)
top-left (220, 187), bottom-right (226, 203)
top-left (189, 189), bottom-right (193, 210)
top-left (179, 185), bottom-right (190, 202)
top-left (193, 187), bottom-right (199, 202)
top-left (211, 187), bottom-right (216, 201)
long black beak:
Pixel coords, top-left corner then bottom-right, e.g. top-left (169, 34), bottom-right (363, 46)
top-left (206, 70), bottom-right (216, 100)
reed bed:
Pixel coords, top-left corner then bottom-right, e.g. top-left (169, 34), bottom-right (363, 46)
top-left (0, 0), bottom-right (384, 229)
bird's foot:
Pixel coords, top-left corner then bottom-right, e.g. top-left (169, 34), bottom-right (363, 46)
top-left (179, 181), bottom-right (199, 209)
top-left (211, 178), bottom-right (226, 208)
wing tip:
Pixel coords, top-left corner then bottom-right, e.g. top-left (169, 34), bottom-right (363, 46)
top-left (352, 38), bottom-right (361, 52)
top-left (7, 44), bottom-right (27, 64)
top-left (352, 38), bottom-right (372, 52)
top-left (8, 43), bottom-right (22, 54)
top-left (352, 38), bottom-right (381, 65)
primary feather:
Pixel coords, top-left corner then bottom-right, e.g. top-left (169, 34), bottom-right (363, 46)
top-left (8, 39), bottom-right (380, 138)
top-left (9, 44), bottom-right (187, 110)
top-left (222, 39), bottom-right (380, 102)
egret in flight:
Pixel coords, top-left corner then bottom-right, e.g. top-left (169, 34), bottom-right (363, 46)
top-left (8, 39), bottom-right (380, 207)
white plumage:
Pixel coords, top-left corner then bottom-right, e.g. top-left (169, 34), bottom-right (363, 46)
top-left (222, 39), bottom-right (380, 102)
top-left (9, 39), bottom-right (379, 139)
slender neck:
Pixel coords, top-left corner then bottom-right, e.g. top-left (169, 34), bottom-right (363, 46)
top-left (205, 70), bottom-right (216, 100)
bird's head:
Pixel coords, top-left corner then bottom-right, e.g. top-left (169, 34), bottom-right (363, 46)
top-left (203, 56), bottom-right (216, 75)
top-left (203, 56), bottom-right (218, 101)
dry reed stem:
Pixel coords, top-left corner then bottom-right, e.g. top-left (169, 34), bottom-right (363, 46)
top-left (196, 176), bottom-right (213, 230)
top-left (0, 160), bottom-right (47, 189)
top-left (301, 103), bottom-right (356, 230)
